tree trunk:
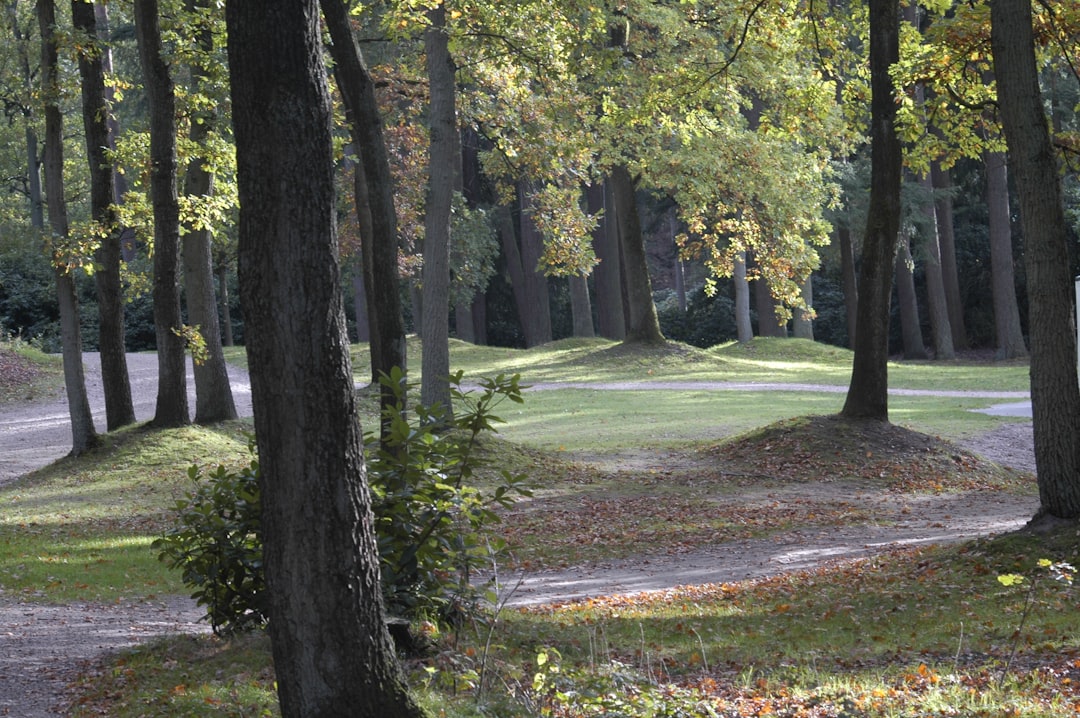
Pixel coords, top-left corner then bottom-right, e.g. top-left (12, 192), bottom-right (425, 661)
top-left (9, 0), bottom-right (43, 232)
top-left (353, 272), bottom-right (370, 343)
top-left (984, 150), bottom-right (1028, 359)
top-left (517, 183), bottom-right (553, 347)
top-left (72, 0), bottom-right (136, 431)
top-left (569, 274), bottom-right (595, 338)
top-left (838, 226), bottom-right (858, 348)
top-left (134, 0), bottom-right (189, 427)
top-left (991, 0), bottom-right (1080, 520)
top-left (733, 250), bottom-right (753, 343)
top-left (182, 0), bottom-right (236, 424)
top-left (40, 0), bottom-right (98, 455)
top-left (420, 4), bottom-right (455, 412)
top-left (454, 298), bottom-right (476, 342)
top-left (916, 170), bottom-right (954, 359)
top-left (322, 0), bottom-right (406, 397)
top-left (793, 276), bottom-right (814, 340)
top-left (895, 237), bottom-right (928, 359)
top-left (225, 1), bottom-right (429, 714)
top-left (842, 0), bottom-right (902, 421)
top-left (931, 163), bottom-right (968, 349)
top-left (217, 262), bottom-right (234, 347)
top-left (752, 254), bottom-right (785, 337)
top-left (587, 181), bottom-right (625, 340)
top-left (609, 165), bottom-right (664, 344)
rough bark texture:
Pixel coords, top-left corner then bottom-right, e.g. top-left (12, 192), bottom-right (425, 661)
top-left (895, 237), bottom-right (928, 360)
top-left (421, 5), bottom-right (454, 412)
top-left (134, 0), bottom-right (189, 427)
top-left (72, 0), bottom-right (135, 431)
top-left (991, 0), bottom-right (1080, 520)
top-left (838, 226), bottom-right (858, 348)
top-left (983, 151), bottom-right (1028, 360)
top-left (587, 181), bottom-right (625, 340)
top-left (841, 0), bottom-right (902, 421)
top-left (733, 251), bottom-right (753, 343)
top-left (322, 0), bottom-right (406, 392)
top-left (931, 163), bottom-right (968, 349)
top-left (916, 170), bottom-right (954, 359)
top-left (225, 1), bottom-right (429, 715)
top-left (182, 0), bottom-right (236, 424)
top-left (609, 165), bottom-right (664, 344)
top-left (39, 0), bottom-right (97, 455)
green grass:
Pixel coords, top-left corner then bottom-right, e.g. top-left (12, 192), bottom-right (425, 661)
top-left (0, 338), bottom-right (64, 405)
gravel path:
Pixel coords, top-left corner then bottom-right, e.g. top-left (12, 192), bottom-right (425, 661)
top-left (0, 359), bottom-right (1036, 715)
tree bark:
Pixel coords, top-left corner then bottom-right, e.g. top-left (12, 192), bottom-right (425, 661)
top-left (39, 0), bottom-right (98, 455)
top-left (420, 4), bottom-right (455, 412)
top-left (353, 271), bottom-right (370, 343)
top-left (569, 274), bottom-right (595, 338)
top-left (793, 277), bottom-right (814, 340)
top-left (587, 181), bottom-right (625, 340)
top-left (182, 0), bottom-right (236, 424)
top-left (991, 0), bottom-right (1080, 520)
top-left (895, 236), bottom-right (928, 359)
top-left (321, 0), bottom-right (406, 396)
top-left (984, 150), bottom-right (1028, 359)
top-left (9, 0), bottom-right (43, 233)
top-left (838, 225), bottom-right (858, 348)
top-left (516, 183), bottom-right (553, 347)
top-left (733, 250), bottom-right (753, 343)
top-left (916, 170), bottom-right (954, 359)
top-left (134, 0), bottom-right (189, 427)
top-left (217, 262), bottom-right (234, 347)
top-left (841, 0), bottom-right (902, 421)
top-left (931, 163), bottom-right (968, 349)
top-left (72, 0), bottom-right (136, 431)
top-left (752, 254), bottom-right (785, 337)
top-left (609, 165), bottom-right (664, 344)
top-left (225, 0), bottom-right (429, 714)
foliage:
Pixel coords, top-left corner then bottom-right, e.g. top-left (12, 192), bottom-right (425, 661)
top-left (656, 284), bottom-right (738, 349)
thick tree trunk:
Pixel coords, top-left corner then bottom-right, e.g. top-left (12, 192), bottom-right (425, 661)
top-left (421, 4), bottom-right (455, 412)
top-left (72, 0), bottom-right (135, 431)
top-left (733, 250), bottom-right (753, 343)
top-left (984, 151), bottom-right (1028, 359)
top-left (226, 1), bottom-right (429, 715)
top-left (609, 165), bottom-right (664, 344)
top-left (353, 272), bottom-right (370, 343)
top-left (916, 171), bottom-right (954, 359)
top-left (931, 163), bottom-right (968, 349)
top-left (587, 181), bottom-right (625, 340)
top-left (135, 0), bottom-right (189, 427)
top-left (322, 0), bottom-right (406, 395)
top-left (182, 0), bottom-right (236, 424)
top-left (842, 0), bottom-right (902, 421)
top-left (991, 0), bottom-right (1080, 520)
top-left (838, 226), bottom-right (858, 348)
top-left (517, 184), bottom-right (553, 347)
top-left (39, 0), bottom-right (98, 455)
top-left (895, 238), bottom-right (928, 359)
top-left (752, 255), bottom-right (785, 337)
top-left (454, 298), bottom-right (476, 342)
top-left (793, 277), bottom-right (814, 340)
top-left (569, 274), bottom-right (595, 338)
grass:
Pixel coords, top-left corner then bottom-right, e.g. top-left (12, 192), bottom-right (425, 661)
top-left (7, 337), bottom-right (1068, 717)
top-left (0, 338), bottom-right (64, 405)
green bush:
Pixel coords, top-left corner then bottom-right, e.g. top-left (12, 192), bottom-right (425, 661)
top-left (154, 371), bottom-right (531, 635)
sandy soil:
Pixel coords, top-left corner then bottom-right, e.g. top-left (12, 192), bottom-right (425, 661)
top-left (0, 359), bottom-right (1035, 715)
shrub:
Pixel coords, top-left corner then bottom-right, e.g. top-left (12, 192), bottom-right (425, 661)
top-left (154, 371), bottom-right (531, 634)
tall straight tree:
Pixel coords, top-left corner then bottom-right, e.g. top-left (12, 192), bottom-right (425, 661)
top-left (72, 0), bottom-right (135, 431)
top-left (609, 165), bottom-right (664, 344)
top-left (181, 0), bottom-right (236, 424)
top-left (586, 181), bottom-right (625, 340)
top-left (225, 0), bottom-right (430, 714)
top-left (983, 150), bottom-right (1028, 359)
top-left (990, 0), bottom-right (1080, 521)
top-left (134, 0), bottom-right (189, 427)
top-left (39, 0), bottom-right (97, 454)
top-left (841, 0), bottom-right (902, 421)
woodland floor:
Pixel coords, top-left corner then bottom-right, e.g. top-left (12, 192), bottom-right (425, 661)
top-left (0, 350), bottom-right (1038, 716)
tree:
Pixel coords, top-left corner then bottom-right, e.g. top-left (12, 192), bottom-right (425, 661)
top-left (983, 149), bottom-right (1028, 359)
top-left (71, 0), bottom-right (135, 431)
top-left (990, 0), bottom-right (1080, 520)
top-left (39, 0), bottom-right (97, 454)
top-left (225, 0), bottom-right (429, 714)
top-left (841, 0), bottom-right (902, 421)
top-left (134, 0), bottom-right (188, 427)
top-left (609, 164), bottom-right (664, 344)
top-left (180, 0), bottom-right (237, 424)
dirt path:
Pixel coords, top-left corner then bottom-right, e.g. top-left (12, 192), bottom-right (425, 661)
top-left (0, 361), bottom-right (1036, 715)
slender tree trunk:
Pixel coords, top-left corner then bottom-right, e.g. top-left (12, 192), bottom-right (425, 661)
top-left (217, 262), bottom-right (234, 347)
top-left (984, 150), bottom-right (1028, 359)
top-left (322, 0), bottom-right (406, 398)
top-left (421, 4), bottom-right (454, 412)
top-left (916, 170), bottom-right (954, 359)
top-left (838, 226), bottom-right (858, 348)
top-left (609, 165), bottom-right (663, 344)
top-left (517, 183), bottom-right (553, 347)
top-left (353, 272), bottom-right (370, 343)
top-left (569, 274), bottom-right (595, 337)
top-left (455, 299), bottom-right (476, 342)
top-left (842, 0), bottom-right (902, 421)
top-left (72, 0), bottom-right (135, 430)
top-left (39, 0), bottom-right (98, 454)
top-left (471, 293), bottom-right (487, 345)
top-left (991, 0), bottom-right (1080, 520)
top-left (135, 0), bottom-right (189, 427)
top-left (733, 250), bottom-right (753, 343)
top-left (182, 0), bottom-right (236, 423)
top-left (226, 1), bottom-right (429, 714)
top-left (9, 1), bottom-right (44, 233)
top-left (587, 181), bottom-right (625, 340)
top-left (895, 237), bottom-right (928, 359)
top-left (793, 277), bottom-right (814, 340)
top-left (932, 163), bottom-right (968, 349)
